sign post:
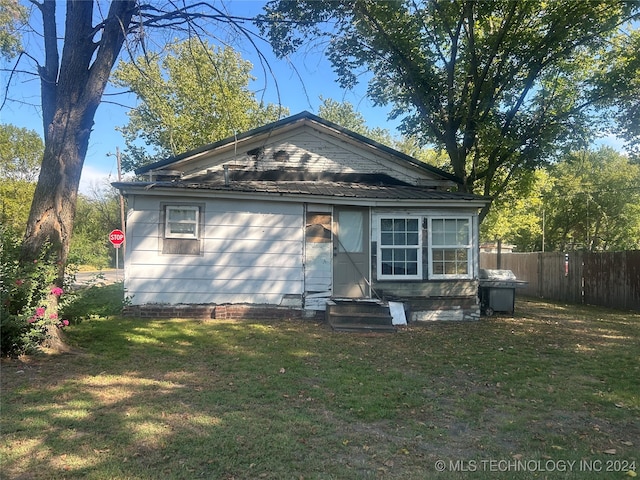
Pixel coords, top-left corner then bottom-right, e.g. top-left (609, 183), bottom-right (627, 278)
top-left (109, 229), bottom-right (125, 281)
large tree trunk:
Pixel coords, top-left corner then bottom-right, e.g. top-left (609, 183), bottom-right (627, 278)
top-left (20, 105), bottom-right (94, 275)
top-left (20, 1), bottom-right (134, 284)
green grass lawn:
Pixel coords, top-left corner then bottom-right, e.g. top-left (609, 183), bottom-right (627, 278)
top-left (1, 286), bottom-right (638, 479)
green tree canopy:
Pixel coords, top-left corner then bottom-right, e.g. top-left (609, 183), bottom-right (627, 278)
top-left (112, 40), bottom-right (288, 172)
top-left (259, 0), bottom-right (640, 220)
top-left (0, 124), bottom-right (43, 233)
top-left (480, 169), bottom-right (549, 252)
top-left (69, 186), bottom-right (121, 269)
top-left (0, 180), bottom-right (35, 234)
top-left (593, 28), bottom-right (640, 157)
top-left (0, 0), bottom-right (26, 59)
top-left (0, 124), bottom-right (42, 182)
top-left (483, 147), bottom-right (640, 252)
top-left (543, 147), bottom-right (640, 252)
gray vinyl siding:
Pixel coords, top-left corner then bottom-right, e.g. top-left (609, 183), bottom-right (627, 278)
top-left (125, 196), bottom-right (304, 305)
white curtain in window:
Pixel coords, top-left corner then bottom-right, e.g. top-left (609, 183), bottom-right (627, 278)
top-left (339, 211), bottom-right (363, 253)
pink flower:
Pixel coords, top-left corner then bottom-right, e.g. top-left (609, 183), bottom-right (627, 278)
top-left (15, 279), bottom-right (24, 286)
top-left (62, 319), bottom-right (69, 326)
top-left (28, 317), bottom-right (36, 324)
top-left (49, 313), bottom-right (58, 320)
top-left (35, 307), bottom-right (46, 317)
top-left (51, 287), bottom-right (64, 296)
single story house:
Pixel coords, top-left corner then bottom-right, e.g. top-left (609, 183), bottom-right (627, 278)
top-left (113, 112), bottom-right (489, 323)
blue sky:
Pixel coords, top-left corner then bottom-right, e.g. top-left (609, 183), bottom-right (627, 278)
top-left (0, 1), bottom-right (626, 194)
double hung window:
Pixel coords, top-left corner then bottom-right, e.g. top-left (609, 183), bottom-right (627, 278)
top-left (378, 218), bottom-right (421, 280)
top-left (165, 206), bottom-right (199, 239)
top-left (428, 217), bottom-right (472, 279)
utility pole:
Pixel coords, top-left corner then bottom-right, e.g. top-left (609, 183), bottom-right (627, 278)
top-left (542, 208), bottom-right (545, 252)
top-left (116, 147), bottom-right (126, 266)
top-left (107, 148), bottom-right (127, 281)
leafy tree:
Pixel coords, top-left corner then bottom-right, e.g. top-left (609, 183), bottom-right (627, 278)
top-left (0, 122), bottom-right (117, 267)
top-left (483, 148), bottom-right (640, 252)
top-left (11, 1), bottom-right (132, 280)
top-left (542, 147), bottom-right (640, 252)
top-left (0, 124), bottom-right (43, 233)
top-left (69, 186), bottom-right (121, 269)
top-left (592, 28), bottom-right (640, 158)
top-left (0, 123), bottom-right (42, 182)
top-left (0, 179), bottom-right (35, 234)
top-left (480, 169), bottom-right (549, 252)
top-left (0, 0), bottom-right (26, 59)
top-left (112, 40), bottom-right (287, 172)
top-left (259, 0), bottom-right (640, 220)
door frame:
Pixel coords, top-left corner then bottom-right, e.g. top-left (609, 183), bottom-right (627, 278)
top-left (332, 206), bottom-right (371, 298)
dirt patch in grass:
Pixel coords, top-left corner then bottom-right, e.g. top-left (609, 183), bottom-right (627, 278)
top-left (1, 298), bottom-right (638, 479)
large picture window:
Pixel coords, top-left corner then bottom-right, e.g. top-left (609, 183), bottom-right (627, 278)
top-left (165, 206), bottom-right (199, 239)
top-left (428, 217), bottom-right (472, 279)
top-left (378, 217), bottom-right (422, 280)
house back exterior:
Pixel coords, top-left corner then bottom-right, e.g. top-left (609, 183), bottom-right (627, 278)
top-left (113, 112), bottom-right (488, 322)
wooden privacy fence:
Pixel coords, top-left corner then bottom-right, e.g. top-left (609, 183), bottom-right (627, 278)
top-left (480, 251), bottom-right (640, 311)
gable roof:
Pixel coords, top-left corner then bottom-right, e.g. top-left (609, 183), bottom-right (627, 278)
top-left (134, 111), bottom-right (462, 185)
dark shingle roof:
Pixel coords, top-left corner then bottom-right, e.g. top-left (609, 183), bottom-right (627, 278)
top-left (114, 179), bottom-right (487, 203)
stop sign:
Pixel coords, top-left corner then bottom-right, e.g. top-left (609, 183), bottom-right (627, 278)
top-left (109, 229), bottom-right (125, 248)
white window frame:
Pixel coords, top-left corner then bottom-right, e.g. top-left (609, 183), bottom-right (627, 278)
top-left (165, 206), bottom-right (200, 239)
top-left (377, 216), bottom-right (422, 280)
top-left (427, 216), bottom-right (473, 280)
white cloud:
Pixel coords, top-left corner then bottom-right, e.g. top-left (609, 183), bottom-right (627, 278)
top-left (79, 165), bottom-right (114, 196)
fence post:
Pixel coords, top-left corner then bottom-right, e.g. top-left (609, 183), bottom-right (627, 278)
top-left (537, 252), bottom-right (543, 298)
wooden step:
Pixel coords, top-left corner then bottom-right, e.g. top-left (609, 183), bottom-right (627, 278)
top-left (326, 299), bottom-right (396, 333)
top-left (328, 312), bottom-right (393, 325)
top-left (328, 299), bottom-right (388, 315)
top-left (331, 323), bottom-right (397, 333)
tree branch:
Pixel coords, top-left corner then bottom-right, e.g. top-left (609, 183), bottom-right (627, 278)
top-left (38, 0), bottom-right (58, 135)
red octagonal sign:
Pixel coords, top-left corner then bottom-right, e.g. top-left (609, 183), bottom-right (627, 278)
top-left (109, 229), bottom-right (125, 248)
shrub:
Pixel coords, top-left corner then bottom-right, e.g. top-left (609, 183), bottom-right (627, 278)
top-left (1, 227), bottom-right (73, 357)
